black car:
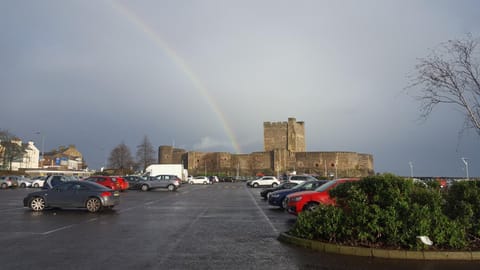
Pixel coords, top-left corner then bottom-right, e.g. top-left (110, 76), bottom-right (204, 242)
top-left (221, 176), bottom-right (235, 182)
top-left (260, 182), bottom-right (298, 199)
top-left (23, 181), bottom-right (120, 213)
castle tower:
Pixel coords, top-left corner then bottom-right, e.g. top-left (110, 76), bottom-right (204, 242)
top-left (264, 117), bottom-right (305, 152)
top-left (158, 146), bottom-right (173, 164)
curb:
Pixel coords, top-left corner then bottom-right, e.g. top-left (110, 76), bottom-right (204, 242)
top-left (278, 233), bottom-right (480, 260)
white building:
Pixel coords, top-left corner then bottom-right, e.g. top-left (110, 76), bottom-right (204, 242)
top-left (10, 141), bottom-right (40, 171)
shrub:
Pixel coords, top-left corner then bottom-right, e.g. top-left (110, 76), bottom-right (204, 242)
top-left (289, 174), bottom-right (472, 250)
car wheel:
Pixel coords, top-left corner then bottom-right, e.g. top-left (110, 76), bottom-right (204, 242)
top-left (272, 183), bottom-right (278, 187)
top-left (281, 197), bottom-right (288, 209)
top-left (33, 183), bottom-right (39, 188)
top-left (189, 181), bottom-right (194, 184)
top-left (30, 197), bottom-right (46, 211)
top-left (253, 183), bottom-right (259, 188)
top-left (167, 184), bottom-right (176, 191)
top-left (141, 184), bottom-right (149, 191)
top-left (1, 183), bottom-right (7, 189)
top-left (20, 183), bottom-right (26, 188)
top-left (86, 197), bottom-right (102, 213)
top-left (203, 181), bottom-right (207, 184)
top-left (304, 202), bottom-right (319, 212)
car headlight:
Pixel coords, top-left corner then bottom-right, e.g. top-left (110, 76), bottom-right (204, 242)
top-left (291, 196), bottom-right (302, 202)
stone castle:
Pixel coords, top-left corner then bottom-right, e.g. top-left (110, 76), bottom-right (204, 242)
top-left (158, 118), bottom-right (374, 178)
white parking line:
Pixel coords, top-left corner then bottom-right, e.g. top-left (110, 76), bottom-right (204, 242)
top-left (41, 224), bottom-right (75, 235)
top-left (245, 186), bottom-right (278, 234)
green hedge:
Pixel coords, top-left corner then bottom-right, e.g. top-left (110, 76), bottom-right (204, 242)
top-left (289, 174), bottom-right (479, 250)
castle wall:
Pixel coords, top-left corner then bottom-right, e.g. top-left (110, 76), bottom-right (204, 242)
top-left (158, 117), bottom-right (374, 177)
top-left (293, 152), bottom-right (374, 177)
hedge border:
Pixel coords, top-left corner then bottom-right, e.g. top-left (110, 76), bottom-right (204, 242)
top-left (278, 233), bottom-right (480, 260)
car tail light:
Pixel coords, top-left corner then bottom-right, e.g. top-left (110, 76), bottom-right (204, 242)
top-left (100, 191), bottom-right (112, 197)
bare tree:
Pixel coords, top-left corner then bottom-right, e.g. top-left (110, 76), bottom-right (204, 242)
top-left (0, 129), bottom-right (27, 170)
top-left (407, 34), bottom-right (480, 135)
top-left (136, 135), bottom-right (156, 172)
top-left (108, 142), bottom-right (135, 175)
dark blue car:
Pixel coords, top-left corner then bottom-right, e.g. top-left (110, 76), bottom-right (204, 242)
top-left (268, 180), bottom-right (328, 209)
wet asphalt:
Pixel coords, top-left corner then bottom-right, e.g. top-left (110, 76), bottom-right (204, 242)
top-left (1, 182), bottom-right (479, 270)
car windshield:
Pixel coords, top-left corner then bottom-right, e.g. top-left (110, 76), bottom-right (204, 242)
top-left (291, 183), bottom-right (302, 189)
top-left (314, 180), bottom-right (338, 192)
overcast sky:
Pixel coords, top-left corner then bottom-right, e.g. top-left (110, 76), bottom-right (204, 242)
top-left (1, 0), bottom-right (480, 177)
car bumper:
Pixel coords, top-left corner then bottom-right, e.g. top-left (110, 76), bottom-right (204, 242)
top-left (101, 195), bottom-right (120, 207)
top-left (267, 197), bottom-right (283, 207)
top-left (286, 206), bottom-right (299, 215)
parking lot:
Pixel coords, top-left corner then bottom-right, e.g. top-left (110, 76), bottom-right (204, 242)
top-left (2, 183), bottom-right (479, 270)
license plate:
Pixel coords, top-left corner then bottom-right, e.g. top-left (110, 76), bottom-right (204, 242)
top-left (114, 191), bottom-right (120, 196)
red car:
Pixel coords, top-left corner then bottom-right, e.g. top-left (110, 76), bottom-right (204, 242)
top-left (112, 176), bottom-right (129, 192)
top-left (84, 176), bottom-right (122, 191)
top-left (286, 178), bottom-right (359, 215)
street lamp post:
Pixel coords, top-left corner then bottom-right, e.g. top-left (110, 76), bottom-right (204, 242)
top-left (461, 157), bottom-right (469, 180)
top-left (409, 161), bottom-right (414, 178)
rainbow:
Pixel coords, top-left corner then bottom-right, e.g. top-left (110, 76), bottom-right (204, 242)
top-left (110, 1), bottom-right (241, 153)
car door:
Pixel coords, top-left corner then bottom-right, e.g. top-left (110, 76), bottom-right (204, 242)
top-left (163, 175), bottom-right (176, 187)
top-left (46, 182), bottom-right (76, 207)
top-left (263, 177), bottom-right (274, 185)
top-left (68, 182), bottom-right (93, 207)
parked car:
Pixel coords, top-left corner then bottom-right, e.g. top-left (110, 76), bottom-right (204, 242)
top-left (221, 176), bottom-right (235, 182)
top-left (189, 176), bottom-right (210, 184)
top-left (287, 175), bottom-right (318, 184)
top-left (209, 176), bottom-right (219, 183)
top-left (0, 176), bottom-right (19, 188)
top-left (23, 181), bottom-right (120, 213)
top-left (16, 176), bottom-right (33, 188)
top-left (112, 176), bottom-right (129, 191)
top-left (286, 178), bottom-right (359, 215)
top-left (0, 177), bottom-right (13, 189)
top-left (138, 175), bottom-right (180, 191)
top-left (124, 175), bottom-right (146, 190)
top-left (31, 176), bottom-right (46, 188)
top-left (268, 180), bottom-right (328, 209)
top-left (84, 176), bottom-right (121, 191)
top-left (247, 176), bottom-right (280, 188)
top-left (42, 175), bottom-right (74, 189)
top-left (260, 182), bottom-right (298, 199)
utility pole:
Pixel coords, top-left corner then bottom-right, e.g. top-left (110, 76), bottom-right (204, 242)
top-left (461, 157), bottom-right (469, 180)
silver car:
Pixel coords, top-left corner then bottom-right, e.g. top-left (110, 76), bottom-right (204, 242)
top-left (138, 175), bottom-right (180, 192)
top-left (0, 176), bottom-right (19, 189)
